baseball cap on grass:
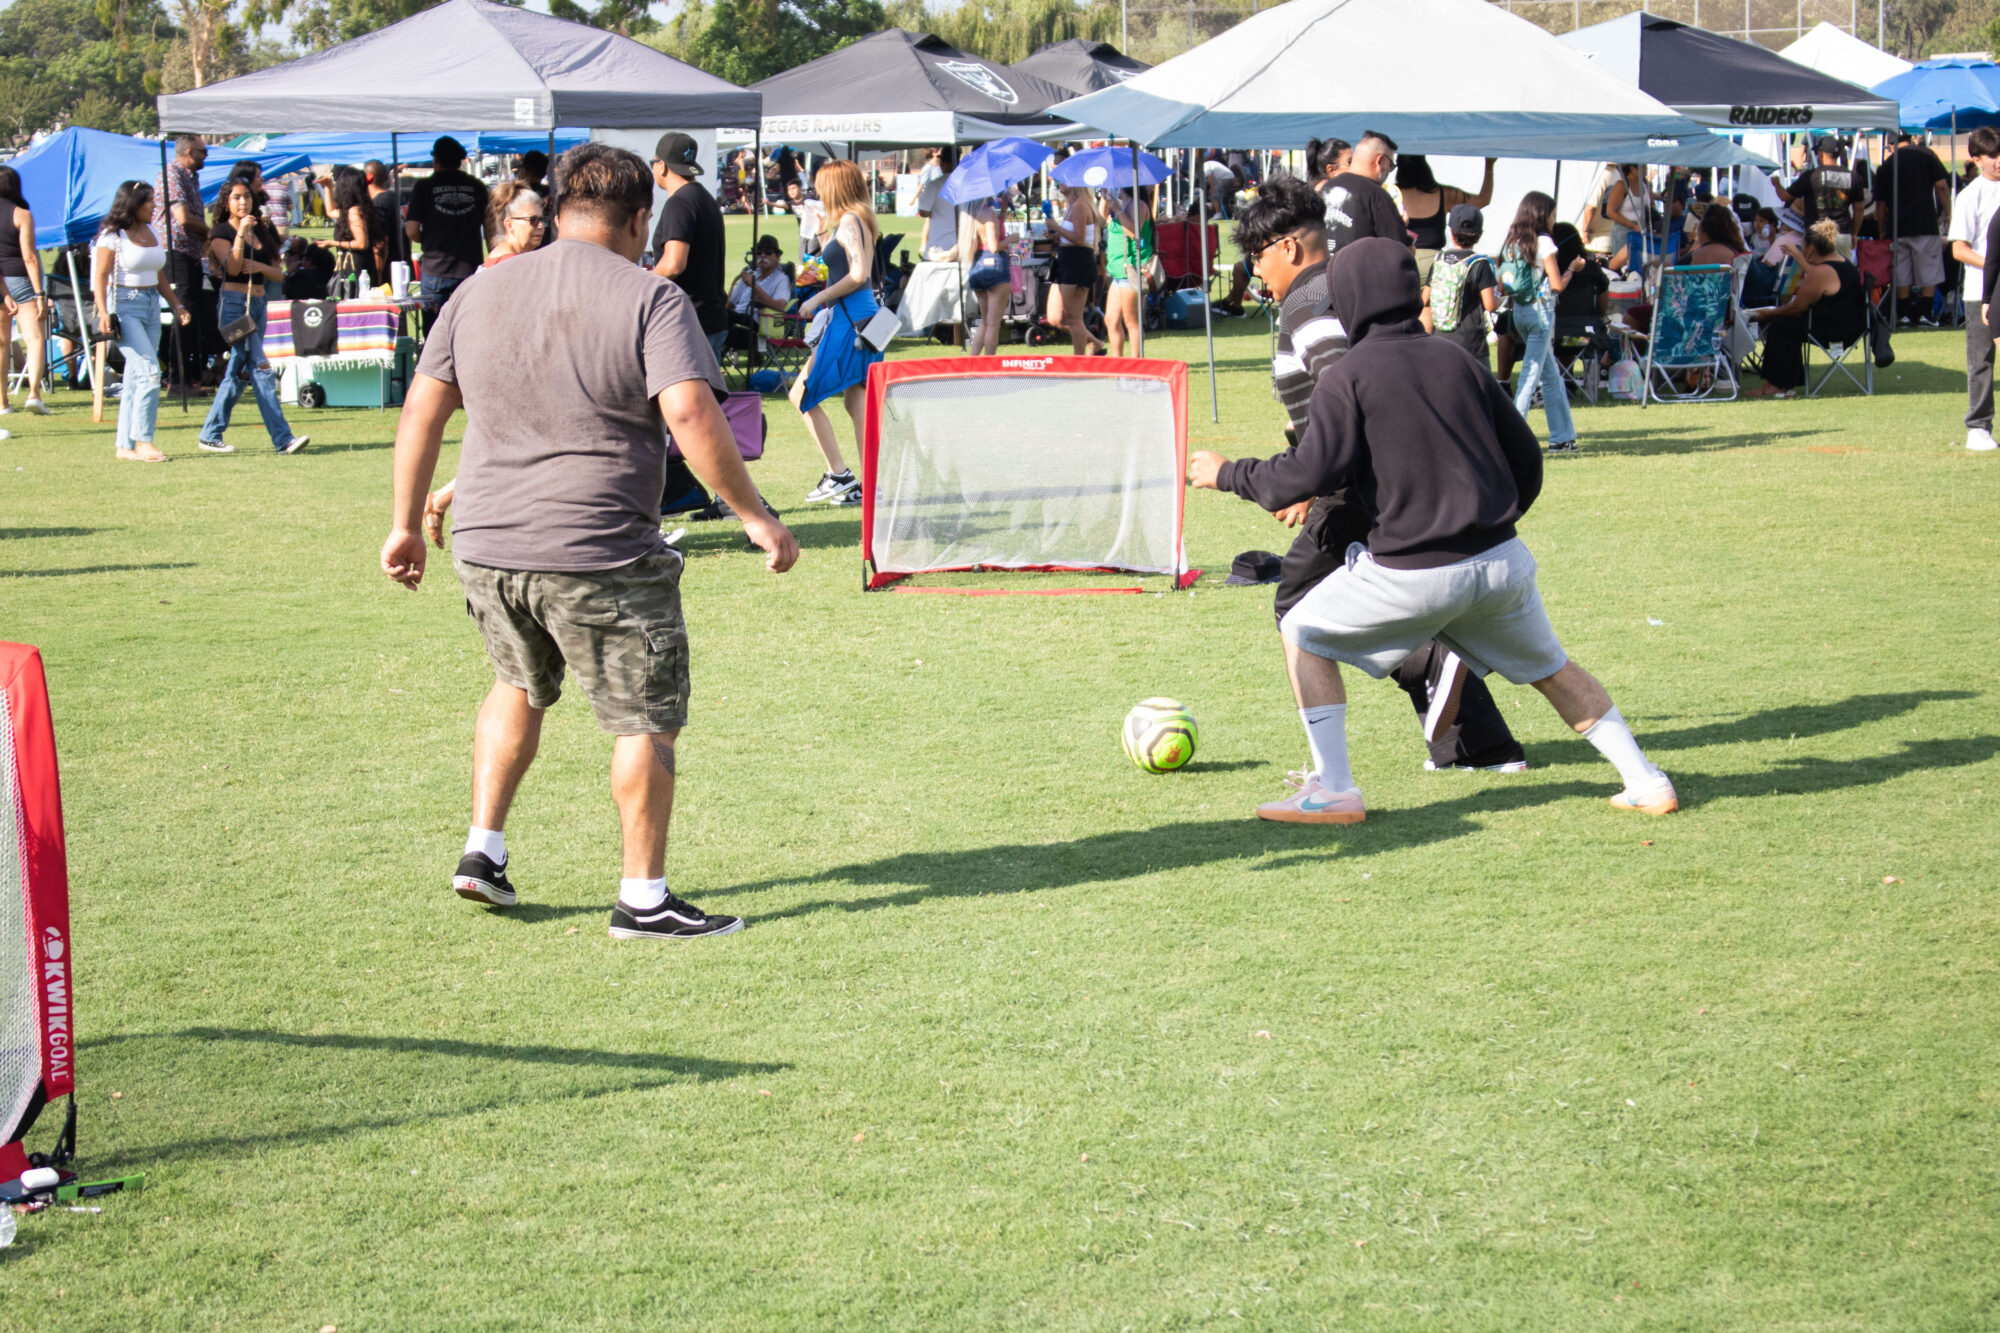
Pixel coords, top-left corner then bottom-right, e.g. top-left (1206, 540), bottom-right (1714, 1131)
top-left (1224, 550), bottom-right (1283, 586)
top-left (654, 132), bottom-right (703, 178)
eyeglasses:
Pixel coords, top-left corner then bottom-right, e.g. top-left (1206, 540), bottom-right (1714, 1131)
top-left (509, 214), bottom-right (546, 228)
top-left (1246, 234), bottom-right (1296, 271)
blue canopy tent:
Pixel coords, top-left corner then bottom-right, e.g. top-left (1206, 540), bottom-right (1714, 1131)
top-left (240, 129), bottom-right (592, 162)
top-left (1873, 59), bottom-right (2000, 131)
top-left (9, 127), bottom-right (313, 396)
top-left (11, 127), bottom-right (312, 246)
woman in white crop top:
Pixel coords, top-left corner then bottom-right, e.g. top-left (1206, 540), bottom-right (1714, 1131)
top-left (92, 180), bottom-right (189, 463)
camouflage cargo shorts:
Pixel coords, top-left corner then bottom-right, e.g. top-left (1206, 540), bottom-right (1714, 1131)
top-left (454, 550), bottom-right (689, 734)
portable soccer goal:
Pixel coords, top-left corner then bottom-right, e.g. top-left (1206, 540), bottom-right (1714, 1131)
top-left (0, 643), bottom-right (74, 1184)
top-left (861, 355), bottom-right (1196, 593)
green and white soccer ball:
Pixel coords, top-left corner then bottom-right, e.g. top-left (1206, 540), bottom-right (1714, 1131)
top-left (1122, 698), bottom-right (1198, 774)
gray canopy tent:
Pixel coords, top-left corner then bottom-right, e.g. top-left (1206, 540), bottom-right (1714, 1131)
top-left (152, 0), bottom-right (759, 406)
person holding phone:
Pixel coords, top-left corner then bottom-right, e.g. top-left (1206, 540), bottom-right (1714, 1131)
top-left (199, 180), bottom-right (308, 456)
top-left (90, 181), bottom-right (190, 462)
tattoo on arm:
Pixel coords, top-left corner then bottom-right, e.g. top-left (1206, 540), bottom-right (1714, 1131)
top-left (649, 738), bottom-right (677, 775)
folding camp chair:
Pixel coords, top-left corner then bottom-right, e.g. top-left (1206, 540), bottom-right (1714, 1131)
top-left (1803, 300), bottom-right (1873, 397)
top-left (1153, 218), bottom-right (1220, 294)
top-left (1638, 264), bottom-right (1738, 406)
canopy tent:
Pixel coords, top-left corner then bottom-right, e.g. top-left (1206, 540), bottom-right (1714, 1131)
top-left (1873, 60), bottom-right (2000, 132)
top-left (1558, 12), bottom-right (1900, 132)
top-left (1051, 0), bottom-right (1768, 165)
top-left (1011, 39), bottom-right (1149, 97)
top-left (155, 0), bottom-right (758, 131)
top-left (10, 128), bottom-right (312, 246)
top-left (231, 129), bottom-right (592, 163)
top-left (753, 30), bottom-right (1074, 146)
top-left (1780, 22), bottom-right (1912, 89)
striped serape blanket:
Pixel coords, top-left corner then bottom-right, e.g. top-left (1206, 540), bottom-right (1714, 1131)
top-left (265, 301), bottom-right (401, 360)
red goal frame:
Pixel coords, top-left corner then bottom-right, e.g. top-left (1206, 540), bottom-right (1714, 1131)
top-left (861, 355), bottom-right (1194, 593)
top-left (0, 643), bottom-right (74, 1182)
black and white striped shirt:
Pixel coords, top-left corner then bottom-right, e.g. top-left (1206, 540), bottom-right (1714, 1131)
top-left (1272, 260), bottom-right (1348, 438)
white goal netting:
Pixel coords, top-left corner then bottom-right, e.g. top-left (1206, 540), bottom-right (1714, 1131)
top-left (869, 371), bottom-right (1185, 582)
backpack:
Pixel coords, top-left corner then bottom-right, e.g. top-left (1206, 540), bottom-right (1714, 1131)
top-left (1497, 246), bottom-right (1541, 306)
top-left (1429, 250), bottom-right (1481, 333)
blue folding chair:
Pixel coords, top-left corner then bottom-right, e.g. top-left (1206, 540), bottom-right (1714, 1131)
top-left (1639, 264), bottom-right (1738, 406)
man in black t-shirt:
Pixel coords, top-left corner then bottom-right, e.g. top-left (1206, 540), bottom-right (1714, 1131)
top-left (405, 136), bottom-right (489, 324)
top-left (648, 132), bottom-right (728, 359)
top-left (1322, 130), bottom-right (1409, 256)
top-left (1876, 133), bottom-right (1952, 323)
top-left (1780, 137), bottom-right (1867, 254)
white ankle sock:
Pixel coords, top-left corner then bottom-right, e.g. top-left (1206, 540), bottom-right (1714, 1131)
top-left (1582, 707), bottom-right (1664, 790)
top-left (464, 826), bottom-right (506, 864)
top-left (1299, 704), bottom-right (1352, 791)
top-left (620, 877), bottom-right (668, 911)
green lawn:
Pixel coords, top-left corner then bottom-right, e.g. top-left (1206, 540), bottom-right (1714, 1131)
top-left (1, 235), bottom-right (1996, 1328)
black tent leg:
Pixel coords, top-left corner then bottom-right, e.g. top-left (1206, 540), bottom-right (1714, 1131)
top-left (160, 137), bottom-right (188, 414)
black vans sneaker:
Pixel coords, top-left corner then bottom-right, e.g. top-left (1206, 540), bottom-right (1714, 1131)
top-left (608, 892), bottom-right (743, 940)
top-left (452, 852), bottom-right (517, 907)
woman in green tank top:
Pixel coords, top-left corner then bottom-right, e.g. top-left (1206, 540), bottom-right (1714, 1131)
top-left (1099, 185), bottom-right (1154, 357)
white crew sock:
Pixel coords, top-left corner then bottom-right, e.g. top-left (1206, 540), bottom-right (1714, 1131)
top-left (620, 877), bottom-right (668, 911)
top-left (464, 826), bottom-right (506, 864)
top-left (1299, 704), bottom-right (1353, 792)
top-left (1582, 707), bottom-right (1665, 791)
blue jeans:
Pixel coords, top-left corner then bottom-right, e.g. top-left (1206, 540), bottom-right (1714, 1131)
top-left (113, 289), bottom-right (163, 452)
top-left (1510, 297), bottom-right (1575, 445)
top-left (201, 290), bottom-right (296, 451)
top-left (420, 272), bottom-right (466, 332)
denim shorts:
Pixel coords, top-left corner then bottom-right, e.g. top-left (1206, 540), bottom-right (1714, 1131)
top-left (5, 276), bottom-right (37, 303)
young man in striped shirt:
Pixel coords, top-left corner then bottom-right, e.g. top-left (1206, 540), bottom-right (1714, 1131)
top-left (1236, 175), bottom-right (1527, 778)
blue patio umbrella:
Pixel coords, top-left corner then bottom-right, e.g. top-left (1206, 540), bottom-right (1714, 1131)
top-left (1873, 59), bottom-right (2000, 131)
top-left (940, 136), bottom-right (1054, 206)
top-left (1051, 145), bottom-right (1172, 190)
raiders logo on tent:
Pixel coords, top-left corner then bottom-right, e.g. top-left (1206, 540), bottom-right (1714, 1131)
top-left (937, 61), bottom-right (1019, 105)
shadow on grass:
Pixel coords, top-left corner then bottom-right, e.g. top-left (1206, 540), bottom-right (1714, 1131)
top-left (674, 510), bottom-right (858, 556)
top-left (76, 1028), bottom-right (787, 1170)
top-left (733, 735), bottom-right (2000, 920)
top-left (0, 527), bottom-right (114, 540)
top-left (0, 561), bottom-right (195, 578)
top-left (1522, 690), bottom-right (1978, 767)
top-left (1576, 427), bottom-right (1828, 457)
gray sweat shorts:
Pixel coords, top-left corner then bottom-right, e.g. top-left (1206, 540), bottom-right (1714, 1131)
top-left (1280, 536), bottom-right (1569, 686)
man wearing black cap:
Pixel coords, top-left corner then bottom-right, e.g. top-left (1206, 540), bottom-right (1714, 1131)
top-left (649, 132), bottom-right (729, 359)
top-left (405, 135), bottom-right (490, 324)
top-left (1779, 137), bottom-right (1868, 256)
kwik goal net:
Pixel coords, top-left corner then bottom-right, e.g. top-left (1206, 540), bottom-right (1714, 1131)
top-left (861, 356), bottom-right (1194, 592)
top-left (0, 643), bottom-right (73, 1182)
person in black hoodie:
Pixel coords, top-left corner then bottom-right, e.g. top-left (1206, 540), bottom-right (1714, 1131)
top-left (1189, 238), bottom-right (1678, 825)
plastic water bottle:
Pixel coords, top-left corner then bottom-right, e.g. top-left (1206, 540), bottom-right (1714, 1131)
top-left (0, 1205), bottom-right (15, 1247)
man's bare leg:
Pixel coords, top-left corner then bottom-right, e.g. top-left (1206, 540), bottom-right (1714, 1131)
top-left (611, 730), bottom-right (677, 881)
top-left (606, 730), bottom-right (744, 938)
top-left (1530, 660), bottom-right (1678, 813)
top-left (1258, 638), bottom-right (1364, 823)
top-left (455, 681), bottom-right (543, 905)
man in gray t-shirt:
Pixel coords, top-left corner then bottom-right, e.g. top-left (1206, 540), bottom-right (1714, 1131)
top-left (382, 143), bottom-right (797, 941)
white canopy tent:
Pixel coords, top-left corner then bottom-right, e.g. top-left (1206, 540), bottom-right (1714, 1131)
top-left (1051, 0), bottom-right (1768, 166)
top-left (1050, 0), bottom-right (1772, 421)
top-left (1780, 22), bottom-right (1913, 89)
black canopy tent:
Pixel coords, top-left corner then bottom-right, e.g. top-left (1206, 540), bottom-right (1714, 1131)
top-left (1558, 12), bottom-right (1900, 132)
top-left (753, 30), bottom-right (1073, 148)
top-left (1011, 39), bottom-right (1150, 98)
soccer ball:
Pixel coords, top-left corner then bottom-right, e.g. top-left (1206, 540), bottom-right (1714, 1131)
top-left (1122, 698), bottom-right (1197, 773)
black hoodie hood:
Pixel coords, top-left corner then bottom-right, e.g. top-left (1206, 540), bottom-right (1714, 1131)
top-left (1330, 237), bottom-right (1424, 345)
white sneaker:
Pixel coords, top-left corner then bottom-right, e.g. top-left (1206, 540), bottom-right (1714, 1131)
top-left (1969, 428), bottom-right (1999, 452)
top-left (0, 428), bottom-right (9, 441)
top-left (23, 398), bottom-right (49, 416)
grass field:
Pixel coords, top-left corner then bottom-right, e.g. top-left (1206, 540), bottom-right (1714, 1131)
top-left (2, 223), bottom-right (1997, 1328)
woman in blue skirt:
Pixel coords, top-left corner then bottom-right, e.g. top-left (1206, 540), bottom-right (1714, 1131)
top-left (790, 158), bottom-right (882, 507)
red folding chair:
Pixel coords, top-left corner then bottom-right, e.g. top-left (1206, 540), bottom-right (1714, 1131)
top-left (1153, 218), bottom-right (1221, 294)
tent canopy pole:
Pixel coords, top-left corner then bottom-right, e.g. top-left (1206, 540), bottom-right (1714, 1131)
top-left (1130, 139), bottom-right (1144, 359)
top-left (1197, 172), bottom-right (1216, 422)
